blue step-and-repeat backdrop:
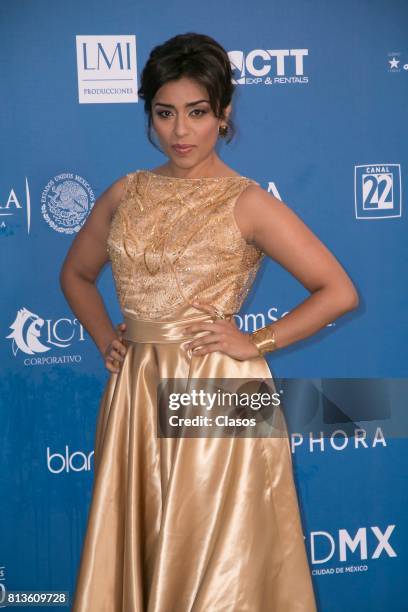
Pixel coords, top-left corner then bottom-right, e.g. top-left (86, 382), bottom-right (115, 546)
top-left (1, 1), bottom-right (407, 610)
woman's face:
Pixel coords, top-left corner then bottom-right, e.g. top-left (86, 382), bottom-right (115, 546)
top-left (151, 76), bottom-right (230, 169)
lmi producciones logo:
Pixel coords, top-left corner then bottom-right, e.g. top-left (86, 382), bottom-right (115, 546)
top-left (76, 35), bottom-right (138, 103)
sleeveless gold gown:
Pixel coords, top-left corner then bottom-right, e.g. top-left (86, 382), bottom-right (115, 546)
top-left (71, 170), bottom-right (317, 611)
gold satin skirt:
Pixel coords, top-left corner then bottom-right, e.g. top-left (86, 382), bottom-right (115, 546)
top-left (72, 306), bottom-right (317, 611)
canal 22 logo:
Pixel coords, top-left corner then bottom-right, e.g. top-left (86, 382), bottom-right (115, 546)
top-left (354, 164), bottom-right (402, 219)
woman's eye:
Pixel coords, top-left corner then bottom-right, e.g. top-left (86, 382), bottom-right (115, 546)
top-left (156, 110), bottom-right (172, 118)
top-left (155, 109), bottom-right (207, 119)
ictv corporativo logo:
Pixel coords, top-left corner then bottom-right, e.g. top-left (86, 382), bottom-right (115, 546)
top-left (6, 307), bottom-right (85, 366)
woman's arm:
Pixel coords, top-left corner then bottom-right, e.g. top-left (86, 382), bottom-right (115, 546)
top-left (59, 175), bottom-right (129, 366)
top-left (234, 184), bottom-right (359, 353)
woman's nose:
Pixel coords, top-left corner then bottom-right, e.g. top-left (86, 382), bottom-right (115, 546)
top-left (174, 117), bottom-right (189, 137)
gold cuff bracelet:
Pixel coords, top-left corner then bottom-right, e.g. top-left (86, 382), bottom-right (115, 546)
top-left (250, 325), bottom-right (278, 357)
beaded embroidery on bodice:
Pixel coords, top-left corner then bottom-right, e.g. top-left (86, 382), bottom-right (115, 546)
top-left (106, 169), bottom-right (265, 320)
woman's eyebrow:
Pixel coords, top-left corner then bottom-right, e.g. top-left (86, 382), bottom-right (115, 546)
top-left (153, 99), bottom-right (210, 108)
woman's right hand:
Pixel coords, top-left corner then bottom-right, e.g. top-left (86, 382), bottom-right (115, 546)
top-left (103, 322), bottom-right (128, 373)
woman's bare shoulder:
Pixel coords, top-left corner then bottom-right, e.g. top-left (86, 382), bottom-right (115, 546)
top-left (236, 180), bottom-right (282, 218)
top-left (110, 173), bottom-right (133, 203)
top-left (94, 173), bottom-right (133, 219)
top-left (233, 181), bottom-right (291, 245)
top-left (240, 181), bottom-right (282, 206)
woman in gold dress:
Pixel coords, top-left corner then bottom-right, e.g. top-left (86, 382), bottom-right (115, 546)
top-left (61, 33), bottom-right (358, 611)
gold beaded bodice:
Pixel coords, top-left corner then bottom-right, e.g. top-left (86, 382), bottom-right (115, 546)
top-left (106, 169), bottom-right (265, 320)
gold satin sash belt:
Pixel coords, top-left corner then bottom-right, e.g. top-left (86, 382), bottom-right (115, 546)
top-left (122, 312), bottom-right (230, 344)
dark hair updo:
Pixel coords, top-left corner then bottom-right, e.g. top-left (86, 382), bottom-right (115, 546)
top-left (138, 32), bottom-right (236, 147)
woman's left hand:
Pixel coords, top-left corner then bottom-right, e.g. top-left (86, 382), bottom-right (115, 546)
top-left (184, 301), bottom-right (261, 361)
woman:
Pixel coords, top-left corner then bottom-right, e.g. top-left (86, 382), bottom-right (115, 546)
top-left (62, 32), bottom-right (358, 611)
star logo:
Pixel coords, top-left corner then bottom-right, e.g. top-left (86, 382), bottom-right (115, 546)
top-left (389, 57), bottom-right (400, 69)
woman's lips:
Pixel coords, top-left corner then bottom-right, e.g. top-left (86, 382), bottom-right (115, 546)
top-left (172, 145), bottom-right (194, 154)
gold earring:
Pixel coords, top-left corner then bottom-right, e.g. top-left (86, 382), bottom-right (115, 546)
top-left (218, 124), bottom-right (229, 137)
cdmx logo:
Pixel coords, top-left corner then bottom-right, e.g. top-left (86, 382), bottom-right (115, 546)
top-left (228, 48), bottom-right (309, 85)
top-left (309, 524), bottom-right (397, 567)
top-left (6, 307), bottom-right (85, 356)
top-left (354, 164), bottom-right (402, 219)
top-left (41, 173), bottom-right (95, 234)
